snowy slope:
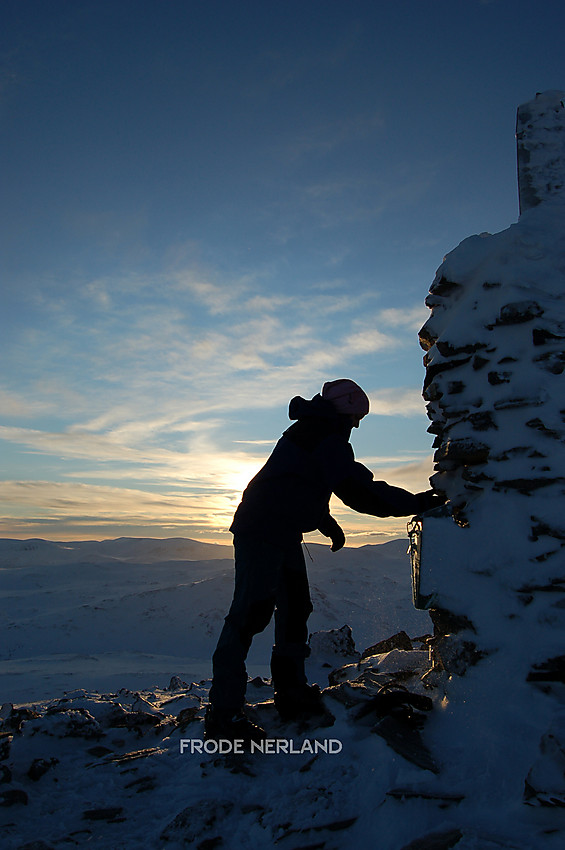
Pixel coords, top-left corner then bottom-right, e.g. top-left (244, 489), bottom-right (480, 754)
top-left (0, 537), bottom-right (429, 703)
top-left (1, 537), bottom-right (563, 849)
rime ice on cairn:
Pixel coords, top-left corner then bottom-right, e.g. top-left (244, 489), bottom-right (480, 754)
top-left (415, 92), bottom-right (565, 809)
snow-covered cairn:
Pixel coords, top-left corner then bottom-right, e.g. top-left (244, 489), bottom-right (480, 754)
top-left (417, 91), bottom-right (565, 807)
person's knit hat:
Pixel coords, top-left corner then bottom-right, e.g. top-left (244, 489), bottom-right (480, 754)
top-left (321, 379), bottom-right (370, 418)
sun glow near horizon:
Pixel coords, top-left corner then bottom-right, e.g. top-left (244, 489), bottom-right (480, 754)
top-left (3, 2), bottom-right (555, 544)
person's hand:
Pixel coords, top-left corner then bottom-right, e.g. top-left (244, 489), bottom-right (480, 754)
top-left (318, 514), bottom-right (346, 551)
top-left (417, 490), bottom-right (447, 513)
top-left (330, 526), bottom-right (346, 552)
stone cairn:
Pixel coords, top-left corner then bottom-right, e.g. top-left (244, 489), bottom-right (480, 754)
top-left (415, 91), bottom-right (565, 806)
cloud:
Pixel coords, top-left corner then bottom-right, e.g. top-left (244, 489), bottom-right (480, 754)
top-left (0, 479), bottom-right (234, 535)
top-left (377, 305), bottom-right (429, 330)
top-left (282, 112), bottom-right (385, 162)
top-left (0, 388), bottom-right (52, 418)
top-left (2, 258), bottom-right (431, 542)
top-left (368, 388), bottom-right (426, 417)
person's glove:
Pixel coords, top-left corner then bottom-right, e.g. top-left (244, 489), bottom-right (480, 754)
top-left (329, 525), bottom-right (346, 552)
top-left (317, 514), bottom-right (346, 552)
top-left (416, 490), bottom-right (447, 513)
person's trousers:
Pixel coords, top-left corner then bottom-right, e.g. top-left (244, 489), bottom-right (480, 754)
top-left (209, 534), bottom-right (313, 717)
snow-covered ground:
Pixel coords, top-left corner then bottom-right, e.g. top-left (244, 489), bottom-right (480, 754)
top-left (0, 536), bottom-right (428, 703)
top-left (1, 536), bottom-right (563, 849)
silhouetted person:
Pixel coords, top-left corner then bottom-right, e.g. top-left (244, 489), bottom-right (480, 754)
top-left (206, 379), bottom-right (442, 743)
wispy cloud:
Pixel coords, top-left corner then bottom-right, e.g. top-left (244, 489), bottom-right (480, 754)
top-left (377, 305), bottom-right (429, 330)
top-left (0, 388), bottom-right (53, 418)
top-left (2, 261), bottom-right (429, 540)
top-left (368, 388), bottom-right (426, 417)
top-left (0, 479), bottom-right (236, 537)
top-left (283, 112), bottom-right (385, 162)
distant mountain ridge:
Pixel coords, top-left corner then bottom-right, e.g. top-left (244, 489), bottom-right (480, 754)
top-left (0, 536), bottom-right (405, 568)
top-left (0, 535), bottom-right (426, 703)
top-left (0, 536), bottom-right (235, 567)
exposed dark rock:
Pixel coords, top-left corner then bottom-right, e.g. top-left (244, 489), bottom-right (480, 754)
top-left (0, 734), bottom-right (12, 761)
top-left (423, 356), bottom-right (472, 390)
top-left (167, 675), bottom-right (188, 691)
top-left (399, 829), bottom-right (463, 850)
top-left (530, 517), bottom-right (565, 541)
top-left (429, 276), bottom-right (462, 298)
top-left (107, 708), bottom-right (163, 729)
top-left (461, 468), bottom-right (494, 485)
top-left (3, 708), bottom-right (40, 733)
top-left (362, 631), bottom-right (413, 657)
top-left (283, 815), bottom-right (358, 839)
top-left (526, 417), bottom-right (563, 439)
top-left (487, 370), bottom-right (512, 385)
top-left (0, 788), bottom-right (28, 807)
top-left (86, 745), bottom-right (113, 758)
top-left (472, 354), bottom-right (490, 370)
top-left (387, 786), bottom-right (464, 806)
top-left (176, 706), bottom-right (200, 726)
top-left (426, 419), bottom-right (445, 437)
top-left (429, 607), bottom-right (476, 636)
top-left (124, 775), bottom-right (157, 793)
top-left (494, 477), bottom-right (563, 494)
top-left (495, 300), bottom-right (544, 325)
top-left (534, 350), bottom-right (565, 374)
top-left (439, 404), bottom-right (472, 420)
top-left (355, 688), bottom-right (432, 721)
top-left (491, 446), bottom-right (530, 462)
top-left (323, 681), bottom-right (374, 707)
top-left (467, 411), bottom-right (498, 431)
top-left (197, 837), bottom-right (224, 850)
top-left (430, 636), bottom-right (487, 677)
top-left (419, 325), bottom-right (438, 352)
top-left (423, 381), bottom-right (443, 402)
top-left (527, 656), bottom-right (565, 684)
top-left (98, 746), bottom-right (168, 765)
top-left (494, 395), bottom-right (544, 410)
top-left (82, 807), bottom-right (124, 822)
top-left (533, 327), bottom-right (565, 346)
top-left (436, 340), bottom-right (487, 358)
top-left (434, 438), bottom-right (490, 466)
top-left (27, 757), bottom-right (58, 781)
top-left (372, 715), bottom-right (440, 774)
top-left (518, 579), bottom-right (565, 597)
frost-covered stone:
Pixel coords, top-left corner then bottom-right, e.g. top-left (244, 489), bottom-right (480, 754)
top-left (31, 707), bottom-right (102, 739)
top-left (308, 624), bottom-right (360, 660)
top-left (525, 719), bottom-right (565, 807)
top-left (517, 90), bottom-right (565, 212)
top-left (362, 630), bottom-right (413, 657)
top-left (413, 90), bottom-right (565, 831)
top-left (160, 799), bottom-right (234, 844)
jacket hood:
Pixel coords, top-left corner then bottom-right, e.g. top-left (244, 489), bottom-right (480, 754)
top-left (288, 393), bottom-right (338, 421)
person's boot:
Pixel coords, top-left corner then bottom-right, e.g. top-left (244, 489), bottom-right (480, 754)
top-left (204, 705), bottom-right (267, 746)
top-left (273, 683), bottom-right (326, 721)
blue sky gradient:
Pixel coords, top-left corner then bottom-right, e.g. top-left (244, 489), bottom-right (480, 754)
top-left (2, 0), bottom-right (564, 542)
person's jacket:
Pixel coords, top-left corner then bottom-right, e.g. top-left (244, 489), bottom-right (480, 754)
top-left (230, 394), bottom-right (440, 542)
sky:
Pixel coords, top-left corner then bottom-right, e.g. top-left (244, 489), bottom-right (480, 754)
top-left (1, 0), bottom-right (564, 545)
